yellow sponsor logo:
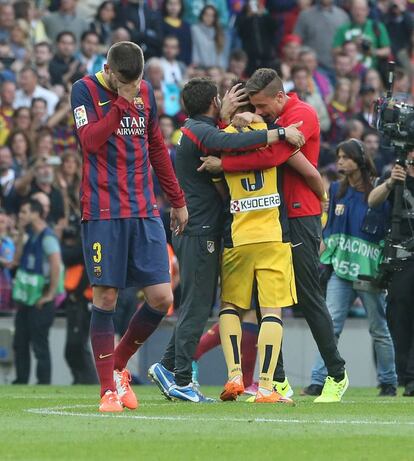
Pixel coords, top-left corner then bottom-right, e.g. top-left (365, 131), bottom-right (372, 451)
top-left (98, 100), bottom-right (111, 107)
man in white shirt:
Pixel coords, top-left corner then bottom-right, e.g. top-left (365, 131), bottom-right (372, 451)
top-left (13, 67), bottom-right (59, 118)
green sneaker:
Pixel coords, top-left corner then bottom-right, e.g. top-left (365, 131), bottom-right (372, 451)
top-left (273, 378), bottom-right (294, 398)
top-left (314, 371), bottom-right (349, 403)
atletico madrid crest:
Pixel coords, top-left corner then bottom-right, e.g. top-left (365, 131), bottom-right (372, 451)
top-left (207, 241), bottom-right (215, 253)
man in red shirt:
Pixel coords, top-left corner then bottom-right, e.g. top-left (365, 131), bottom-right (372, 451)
top-left (200, 69), bottom-right (348, 402)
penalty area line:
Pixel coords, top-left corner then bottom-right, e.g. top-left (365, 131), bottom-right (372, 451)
top-left (24, 406), bottom-right (409, 426)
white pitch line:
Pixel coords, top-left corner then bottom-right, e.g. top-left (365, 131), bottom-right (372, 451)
top-left (24, 405), bottom-right (413, 426)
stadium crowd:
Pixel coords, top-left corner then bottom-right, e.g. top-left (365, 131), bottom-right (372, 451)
top-left (0, 0), bottom-right (414, 396)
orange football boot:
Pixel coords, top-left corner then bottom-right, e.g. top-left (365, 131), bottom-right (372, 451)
top-left (220, 376), bottom-right (245, 401)
top-left (114, 368), bottom-right (139, 410)
top-left (99, 390), bottom-right (123, 412)
top-left (254, 389), bottom-right (295, 406)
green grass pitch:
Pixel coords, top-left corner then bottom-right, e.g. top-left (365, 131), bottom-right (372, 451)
top-left (1, 385), bottom-right (413, 461)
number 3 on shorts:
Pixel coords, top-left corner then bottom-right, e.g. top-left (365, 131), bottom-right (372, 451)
top-left (92, 242), bottom-right (102, 263)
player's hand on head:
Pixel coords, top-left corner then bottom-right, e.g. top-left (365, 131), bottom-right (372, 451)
top-left (220, 83), bottom-right (249, 123)
top-left (285, 121), bottom-right (305, 147)
top-left (170, 206), bottom-right (188, 236)
top-left (197, 156), bottom-right (223, 174)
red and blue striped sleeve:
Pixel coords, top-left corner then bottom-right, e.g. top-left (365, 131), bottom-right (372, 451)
top-left (71, 78), bottom-right (129, 153)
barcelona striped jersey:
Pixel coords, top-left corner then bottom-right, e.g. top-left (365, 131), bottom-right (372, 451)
top-left (71, 71), bottom-right (185, 221)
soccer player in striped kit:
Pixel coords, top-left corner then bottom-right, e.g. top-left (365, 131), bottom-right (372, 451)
top-left (71, 41), bottom-right (188, 412)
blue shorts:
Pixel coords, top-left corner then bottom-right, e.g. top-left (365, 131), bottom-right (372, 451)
top-left (81, 217), bottom-right (170, 289)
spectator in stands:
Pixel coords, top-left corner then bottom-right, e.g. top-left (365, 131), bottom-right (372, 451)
top-left (291, 64), bottom-right (331, 134)
top-left (42, 0), bottom-right (89, 45)
top-left (326, 78), bottom-right (354, 146)
top-left (0, 80), bottom-right (16, 145)
top-left (48, 31), bottom-right (81, 89)
top-left (160, 35), bottom-right (186, 85)
top-left (235, 1), bottom-right (277, 76)
top-left (294, 0), bottom-right (349, 71)
top-left (0, 3), bottom-right (15, 43)
top-left (191, 5), bottom-right (227, 69)
top-left (332, 52), bottom-right (354, 86)
top-left (46, 97), bottom-right (77, 156)
top-left (89, 1), bottom-right (115, 54)
top-left (363, 68), bottom-right (384, 94)
top-left (299, 46), bottom-right (333, 102)
top-left (14, 66), bottom-right (58, 117)
top-left (7, 129), bottom-right (31, 176)
top-left (342, 39), bottom-right (367, 78)
top-left (12, 106), bottom-right (32, 133)
top-left (333, 0), bottom-right (391, 70)
top-left (279, 34), bottom-right (302, 91)
top-left (392, 68), bottom-right (411, 97)
top-left (56, 150), bottom-right (81, 218)
top-left (33, 42), bottom-right (52, 89)
top-left (0, 208), bottom-right (14, 311)
top-left (109, 27), bottom-right (131, 45)
top-left (228, 49), bottom-right (248, 80)
top-left (145, 57), bottom-right (164, 91)
top-left (77, 30), bottom-right (106, 75)
top-left (183, 0), bottom-right (229, 28)
top-left (362, 129), bottom-right (393, 176)
top-left (0, 146), bottom-right (19, 215)
top-left (380, 0), bottom-right (413, 59)
top-left (9, 19), bottom-right (31, 65)
top-left (397, 29), bottom-right (414, 95)
top-left (344, 118), bottom-right (365, 141)
top-left (13, 0), bottom-right (48, 46)
top-left (206, 65), bottom-right (223, 87)
top-left (113, 0), bottom-right (163, 59)
top-left (11, 198), bottom-right (63, 384)
top-left (33, 129), bottom-right (54, 158)
top-left (30, 97), bottom-right (48, 133)
top-left (14, 155), bottom-right (65, 227)
top-left (159, 114), bottom-right (177, 164)
top-left (161, 0), bottom-right (192, 65)
top-left (354, 83), bottom-right (378, 128)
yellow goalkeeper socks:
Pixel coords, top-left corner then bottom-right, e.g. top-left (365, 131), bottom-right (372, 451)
top-left (219, 308), bottom-right (242, 380)
top-left (258, 315), bottom-right (283, 391)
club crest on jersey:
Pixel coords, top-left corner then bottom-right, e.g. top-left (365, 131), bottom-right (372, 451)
top-left (335, 204), bottom-right (345, 216)
top-left (94, 266), bottom-right (102, 278)
top-left (133, 97), bottom-right (145, 110)
top-left (207, 241), bottom-right (215, 253)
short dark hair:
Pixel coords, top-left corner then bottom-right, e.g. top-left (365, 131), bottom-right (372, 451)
top-left (81, 30), bottom-right (99, 43)
top-left (291, 64), bottom-right (310, 77)
top-left (107, 41), bottom-right (144, 82)
top-left (182, 78), bottom-right (218, 117)
top-left (56, 30), bottom-right (76, 44)
top-left (22, 198), bottom-right (45, 219)
top-left (34, 41), bottom-right (52, 52)
top-left (245, 68), bottom-right (284, 97)
top-left (230, 49), bottom-right (248, 63)
top-left (31, 97), bottom-right (47, 108)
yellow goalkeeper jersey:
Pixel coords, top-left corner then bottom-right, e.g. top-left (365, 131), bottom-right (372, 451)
top-left (222, 123), bottom-right (290, 248)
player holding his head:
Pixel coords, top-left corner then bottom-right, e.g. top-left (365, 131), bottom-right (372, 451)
top-left (71, 41), bottom-right (188, 412)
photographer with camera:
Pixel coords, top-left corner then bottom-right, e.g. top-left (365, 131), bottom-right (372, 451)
top-left (309, 138), bottom-right (397, 396)
top-left (368, 150), bottom-right (414, 396)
